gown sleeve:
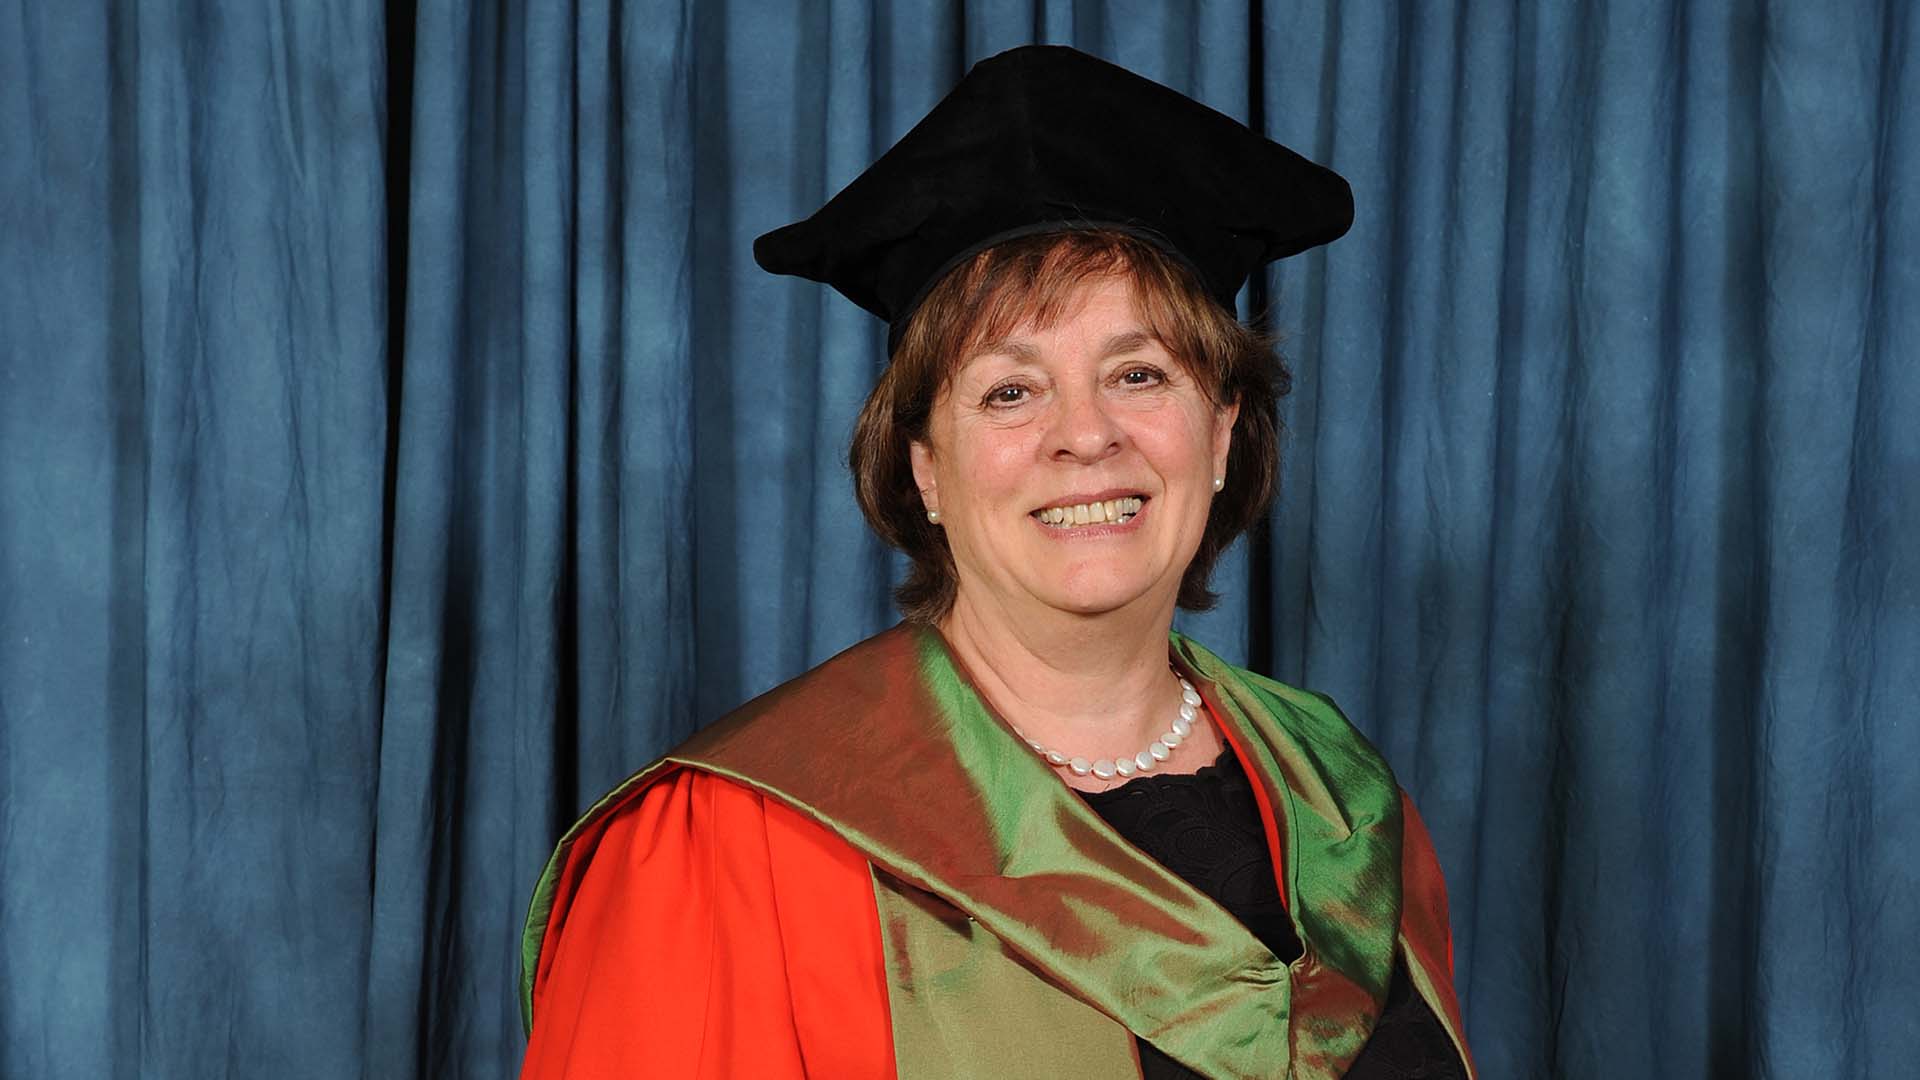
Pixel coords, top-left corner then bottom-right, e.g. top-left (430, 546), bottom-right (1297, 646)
top-left (520, 767), bottom-right (898, 1080)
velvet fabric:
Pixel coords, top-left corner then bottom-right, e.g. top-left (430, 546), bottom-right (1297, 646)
top-left (3, 3), bottom-right (1914, 1078)
top-left (752, 45), bottom-right (1353, 330)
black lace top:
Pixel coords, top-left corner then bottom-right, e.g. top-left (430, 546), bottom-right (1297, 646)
top-left (1078, 749), bottom-right (1466, 1079)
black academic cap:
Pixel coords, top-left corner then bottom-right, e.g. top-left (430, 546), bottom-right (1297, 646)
top-left (753, 45), bottom-right (1352, 346)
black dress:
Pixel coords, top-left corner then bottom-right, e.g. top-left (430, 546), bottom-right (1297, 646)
top-left (1078, 750), bottom-right (1467, 1079)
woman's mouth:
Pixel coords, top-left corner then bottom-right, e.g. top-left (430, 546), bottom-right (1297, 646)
top-left (1031, 495), bottom-right (1146, 529)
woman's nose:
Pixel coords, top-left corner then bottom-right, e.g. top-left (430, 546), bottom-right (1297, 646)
top-left (1047, 387), bottom-right (1123, 462)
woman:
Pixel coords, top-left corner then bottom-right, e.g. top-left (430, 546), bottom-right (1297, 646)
top-left (520, 47), bottom-right (1473, 1079)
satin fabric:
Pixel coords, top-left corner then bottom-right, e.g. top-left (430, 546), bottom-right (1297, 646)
top-left (520, 754), bottom-right (1463, 1080)
top-left (522, 626), bottom-right (1475, 1078)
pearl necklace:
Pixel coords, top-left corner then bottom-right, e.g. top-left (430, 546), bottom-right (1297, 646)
top-left (1012, 675), bottom-right (1204, 782)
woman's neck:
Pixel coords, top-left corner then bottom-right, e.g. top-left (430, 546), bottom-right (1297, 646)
top-left (936, 588), bottom-right (1222, 788)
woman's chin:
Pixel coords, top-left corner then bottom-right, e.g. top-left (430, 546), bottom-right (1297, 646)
top-left (1031, 573), bottom-right (1160, 617)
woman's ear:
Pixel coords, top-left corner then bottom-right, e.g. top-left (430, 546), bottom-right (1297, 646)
top-left (1212, 399), bottom-right (1240, 480)
top-left (909, 440), bottom-right (938, 517)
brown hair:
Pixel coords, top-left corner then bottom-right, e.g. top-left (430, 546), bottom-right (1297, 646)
top-left (849, 229), bottom-right (1290, 622)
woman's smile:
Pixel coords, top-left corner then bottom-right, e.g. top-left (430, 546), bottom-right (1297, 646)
top-left (1030, 493), bottom-right (1148, 532)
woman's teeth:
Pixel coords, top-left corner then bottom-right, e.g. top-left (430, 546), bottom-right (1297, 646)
top-left (1035, 496), bottom-right (1144, 528)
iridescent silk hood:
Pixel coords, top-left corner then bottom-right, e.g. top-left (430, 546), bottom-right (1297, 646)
top-left (523, 624), bottom-right (1473, 1079)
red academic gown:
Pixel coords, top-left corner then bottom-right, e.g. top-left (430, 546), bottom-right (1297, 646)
top-left (521, 768), bottom-right (897, 1079)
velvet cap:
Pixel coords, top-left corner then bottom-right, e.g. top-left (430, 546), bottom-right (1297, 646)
top-left (752, 45), bottom-right (1353, 347)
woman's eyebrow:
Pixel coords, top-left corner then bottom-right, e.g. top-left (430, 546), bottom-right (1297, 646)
top-left (1102, 330), bottom-right (1155, 357)
top-left (966, 338), bottom-right (1040, 363)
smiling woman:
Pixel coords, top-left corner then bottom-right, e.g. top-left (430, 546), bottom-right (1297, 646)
top-left (855, 229), bottom-right (1282, 624)
top-left (903, 267), bottom-right (1248, 785)
top-left (519, 46), bottom-right (1474, 1080)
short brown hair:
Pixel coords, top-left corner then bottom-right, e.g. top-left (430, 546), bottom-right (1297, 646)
top-left (849, 229), bottom-right (1290, 623)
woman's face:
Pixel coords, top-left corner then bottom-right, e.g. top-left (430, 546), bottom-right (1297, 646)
top-left (910, 275), bottom-right (1238, 623)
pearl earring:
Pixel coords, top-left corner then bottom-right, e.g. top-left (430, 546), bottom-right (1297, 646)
top-left (927, 509), bottom-right (941, 524)
top-left (1212, 476), bottom-right (1225, 493)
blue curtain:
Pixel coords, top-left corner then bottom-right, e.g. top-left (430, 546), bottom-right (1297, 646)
top-left (3, 2), bottom-right (1914, 1077)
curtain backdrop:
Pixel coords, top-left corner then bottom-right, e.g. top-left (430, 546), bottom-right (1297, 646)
top-left (3, 2), bottom-right (1914, 1077)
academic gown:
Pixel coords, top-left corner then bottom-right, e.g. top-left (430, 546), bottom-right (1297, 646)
top-left (520, 625), bottom-right (1475, 1079)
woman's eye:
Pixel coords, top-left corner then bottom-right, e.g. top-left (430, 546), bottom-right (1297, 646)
top-left (985, 384), bottom-right (1030, 405)
top-left (1118, 366), bottom-right (1166, 387)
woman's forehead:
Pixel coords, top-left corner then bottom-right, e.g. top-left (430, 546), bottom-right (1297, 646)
top-left (954, 277), bottom-right (1156, 364)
